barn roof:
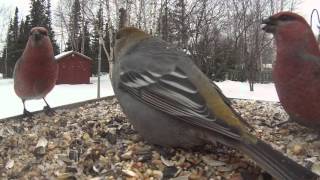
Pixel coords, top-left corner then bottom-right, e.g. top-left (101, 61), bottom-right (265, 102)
top-left (55, 51), bottom-right (92, 61)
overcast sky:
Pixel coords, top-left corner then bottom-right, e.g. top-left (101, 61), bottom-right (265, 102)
top-left (2, 0), bottom-right (319, 21)
top-left (0, 0), bottom-right (320, 49)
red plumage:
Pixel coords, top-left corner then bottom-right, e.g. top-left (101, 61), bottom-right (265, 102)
top-left (263, 12), bottom-right (320, 128)
top-left (14, 27), bottom-right (58, 116)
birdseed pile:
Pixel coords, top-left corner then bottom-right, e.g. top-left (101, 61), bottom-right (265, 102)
top-left (0, 97), bottom-right (319, 179)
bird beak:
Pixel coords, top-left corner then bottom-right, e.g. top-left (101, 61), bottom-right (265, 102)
top-left (262, 17), bottom-right (277, 33)
top-left (32, 31), bottom-right (42, 42)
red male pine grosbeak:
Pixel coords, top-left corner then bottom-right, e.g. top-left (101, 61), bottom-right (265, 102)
top-left (263, 12), bottom-right (320, 129)
top-left (14, 27), bottom-right (58, 116)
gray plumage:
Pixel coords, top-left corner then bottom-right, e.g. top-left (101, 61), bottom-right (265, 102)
top-left (111, 27), bottom-right (319, 180)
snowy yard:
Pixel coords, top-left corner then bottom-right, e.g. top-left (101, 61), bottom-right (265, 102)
top-left (0, 76), bottom-right (279, 119)
top-left (0, 75), bottom-right (114, 119)
top-left (216, 80), bottom-right (279, 102)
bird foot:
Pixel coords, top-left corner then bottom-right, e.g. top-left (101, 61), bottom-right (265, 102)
top-left (43, 106), bottom-right (55, 116)
top-left (271, 119), bottom-right (291, 128)
top-left (307, 135), bottom-right (320, 143)
top-left (23, 109), bottom-right (33, 117)
top-left (262, 119), bottom-right (291, 128)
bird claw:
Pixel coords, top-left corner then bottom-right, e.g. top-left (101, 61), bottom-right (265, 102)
top-left (307, 135), bottom-right (320, 143)
top-left (43, 106), bottom-right (55, 116)
top-left (268, 117), bottom-right (293, 128)
top-left (271, 119), bottom-right (291, 128)
top-left (23, 109), bottom-right (33, 117)
top-left (260, 118), bottom-right (291, 128)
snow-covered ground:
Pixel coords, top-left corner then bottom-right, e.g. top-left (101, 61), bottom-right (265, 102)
top-left (215, 80), bottom-right (279, 102)
top-left (0, 76), bottom-right (279, 119)
top-left (0, 75), bottom-right (114, 119)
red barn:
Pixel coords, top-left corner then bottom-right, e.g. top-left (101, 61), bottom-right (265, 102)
top-left (55, 51), bottom-right (92, 84)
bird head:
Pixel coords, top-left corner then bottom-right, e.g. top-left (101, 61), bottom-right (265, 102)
top-left (262, 12), bottom-right (319, 53)
top-left (114, 27), bottom-right (150, 60)
top-left (262, 12), bottom-right (310, 36)
top-left (29, 27), bottom-right (50, 47)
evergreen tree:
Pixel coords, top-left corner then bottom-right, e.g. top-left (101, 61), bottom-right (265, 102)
top-left (15, 19), bottom-right (27, 64)
top-left (2, 0), bottom-right (60, 77)
top-left (30, 0), bottom-right (47, 27)
top-left (3, 8), bottom-right (21, 77)
top-left (13, 8), bottom-right (19, 40)
top-left (64, 39), bottom-right (72, 52)
top-left (45, 0), bottom-right (60, 54)
top-left (19, 15), bottom-right (32, 44)
top-left (82, 21), bottom-right (92, 57)
top-left (91, 4), bottom-right (109, 74)
top-left (67, 0), bottom-right (82, 51)
top-left (64, 40), bottom-right (73, 52)
top-left (30, 0), bottom-right (59, 54)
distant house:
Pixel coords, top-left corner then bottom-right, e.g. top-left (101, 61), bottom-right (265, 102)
top-left (262, 63), bottom-right (273, 70)
top-left (55, 51), bottom-right (92, 84)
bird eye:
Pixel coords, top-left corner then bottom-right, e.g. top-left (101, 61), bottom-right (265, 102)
top-left (278, 15), bottom-right (295, 21)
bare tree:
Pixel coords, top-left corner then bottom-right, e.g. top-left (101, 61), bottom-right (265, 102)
top-left (136, 0), bottom-right (146, 30)
top-left (55, 0), bottom-right (75, 51)
top-left (52, 0), bottom-right (301, 88)
top-left (0, 6), bottom-right (12, 53)
top-left (159, 0), bottom-right (170, 41)
top-left (0, 6), bottom-right (14, 77)
top-left (188, 0), bottom-right (226, 77)
top-left (80, 0), bottom-right (86, 53)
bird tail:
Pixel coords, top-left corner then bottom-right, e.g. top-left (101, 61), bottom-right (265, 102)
top-left (239, 139), bottom-right (319, 180)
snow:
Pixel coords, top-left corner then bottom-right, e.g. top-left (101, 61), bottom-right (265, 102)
top-left (0, 76), bottom-right (279, 119)
top-left (55, 51), bottom-right (73, 60)
top-left (214, 80), bottom-right (279, 102)
top-left (0, 75), bottom-right (114, 119)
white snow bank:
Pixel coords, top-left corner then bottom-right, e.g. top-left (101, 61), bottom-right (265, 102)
top-left (214, 80), bottom-right (279, 102)
top-left (0, 76), bottom-right (279, 119)
top-left (0, 75), bottom-right (114, 119)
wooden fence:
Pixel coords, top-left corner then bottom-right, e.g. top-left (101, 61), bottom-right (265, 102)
top-left (226, 70), bottom-right (273, 83)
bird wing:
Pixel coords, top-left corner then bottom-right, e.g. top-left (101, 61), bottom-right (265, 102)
top-left (210, 81), bottom-right (232, 106)
top-left (299, 52), bottom-right (320, 65)
top-left (119, 67), bottom-right (241, 140)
